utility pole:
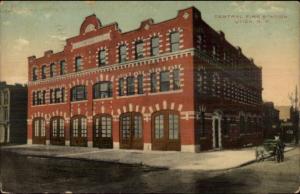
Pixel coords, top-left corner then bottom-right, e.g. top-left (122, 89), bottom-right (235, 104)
top-left (288, 86), bottom-right (299, 144)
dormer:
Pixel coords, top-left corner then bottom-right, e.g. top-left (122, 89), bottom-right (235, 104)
top-left (140, 18), bottom-right (154, 30)
top-left (79, 14), bottom-right (102, 35)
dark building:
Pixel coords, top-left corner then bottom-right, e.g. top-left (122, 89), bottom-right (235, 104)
top-left (0, 81), bottom-right (27, 144)
top-left (262, 102), bottom-right (280, 139)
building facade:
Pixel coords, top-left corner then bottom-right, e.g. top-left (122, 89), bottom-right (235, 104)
top-left (262, 102), bottom-right (280, 139)
top-left (27, 7), bottom-right (263, 152)
top-left (0, 82), bottom-right (27, 144)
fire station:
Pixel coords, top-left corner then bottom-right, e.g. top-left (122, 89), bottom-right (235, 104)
top-left (27, 7), bottom-right (263, 152)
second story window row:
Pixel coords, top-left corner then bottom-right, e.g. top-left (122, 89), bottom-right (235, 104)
top-left (32, 90), bottom-right (46, 105)
top-left (50, 88), bottom-right (65, 104)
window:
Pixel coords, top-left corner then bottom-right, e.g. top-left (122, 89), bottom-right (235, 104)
top-left (160, 71), bottom-right (170, 92)
top-left (127, 76), bottom-right (135, 95)
top-left (55, 88), bottom-right (62, 103)
top-left (71, 86), bottom-right (87, 101)
top-left (3, 107), bottom-right (8, 121)
top-left (33, 67), bottom-right (38, 81)
top-left (135, 41), bottom-right (143, 59)
top-left (50, 63), bottom-right (55, 77)
top-left (173, 69), bottom-right (180, 90)
top-left (150, 72), bottom-right (157, 93)
top-left (169, 114), bottom-right (179, 139)
top-left (137, 75), bottom-right (143, 94)
top-left (119, 45), bottom-right (127, 63)
top-left (93, 81), bottom-right (112, 99)
top-left (121, 115), bottom-right (130, 140)
top-left (3, 92), bottom-right (8, 105)
top-left (75, 56), bottom-right (82, 72)
top-left (151, 37), bottom-right (159, 56)
top-left (50, 89), bottom-right (54, 104)
top-left (134, 115), bottom-right (143, 138)
top-left (240, 115), bottom-right (245, 133)
top-left (51, 117), bottom-right (64, 138)
top-left (95, 115), bottom-right (112, 138)
top-left (119, 78), bottom-right (125, 96)
top-left (42, 65), bottom-right (47, 79)
top-left (199, 112), bottom-right (205, 137)
top-left (154, 114), bottom-right (164, 139)
top-left (98, 50), bottom-right (106, 66)
top-left (212, 45), bottom-right (216, 57)
top-left (60, 61), bottom-right (66, 75)
top-left (170, 31), bottom-right (180, 52)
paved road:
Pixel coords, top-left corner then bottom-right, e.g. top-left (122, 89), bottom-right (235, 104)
top-left (0, 147), bottom-right (299, 193)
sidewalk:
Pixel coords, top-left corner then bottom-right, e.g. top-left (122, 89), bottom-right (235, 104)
top-left (0, 144), bottom-right (295, 171)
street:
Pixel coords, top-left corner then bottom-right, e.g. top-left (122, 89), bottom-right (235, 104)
top-left (0, 147), bottom-right (299, 193)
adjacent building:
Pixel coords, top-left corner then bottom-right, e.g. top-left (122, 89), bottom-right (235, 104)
top-left (262, 102), bottom-right (280, 139)
top-left (27, 7), bottom-right (263, 152)
top-left (0, 82), bottom-right (27, 144)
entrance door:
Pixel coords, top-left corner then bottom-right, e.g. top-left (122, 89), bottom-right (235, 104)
top-left (152, 111), bottom-right (180, 151)
top-left (70, 116), bottom-right (87, 147)
top-left (214, 119), bottom-right (219, 148)
top-left (120, 112), bottom-right (143, 150)
top-left (50, 117), bottom-right (65, 145)
top-left (93, 115), bottom-right (113, 148)
top-left (212, 116), bottom-right (222, 149)
top-left (32, 118), bottom-right (46, 144)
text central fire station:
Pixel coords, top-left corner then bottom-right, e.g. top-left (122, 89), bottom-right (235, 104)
top-left (27, 7), bottom-right (263, 152)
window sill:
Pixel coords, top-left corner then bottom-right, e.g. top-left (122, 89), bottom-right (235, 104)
top-left (116, 94), bottom-right (146, 99)
top-left (70, 100), bottom-right (88, 104)
top-left (48, 102), bottom-right (67, 106)
top-left (93, 97), bottom-right (113, 102)
top-left (148, 89), bottom-right (183, 96)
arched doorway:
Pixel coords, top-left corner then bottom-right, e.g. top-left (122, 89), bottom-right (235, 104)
top-left (212, 110), bottom-right (222, 149)
top-left (50, 117), bottom-right (65, 145)
top-left (151, 110), bottom-right (180, 151)
top-left (32, 118), bottom-right (46, 144)
top-left (93, 114), bottom-right (113, 148)
top-left (70, 116), bottom-right (87, 147)
top-left (119, 112), bottom-right (143, 150)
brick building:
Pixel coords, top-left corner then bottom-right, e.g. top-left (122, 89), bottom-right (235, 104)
top-left (27, 7), bottom-right (263, 152)
top-left (0, 82), bottom-right (27, 144)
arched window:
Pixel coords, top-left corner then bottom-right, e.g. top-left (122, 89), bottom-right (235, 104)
top-left (93, 81), bottom-right (112, 99)
top-left (119, 45), bottom-right (127, 63)
top-left (151, 36), bottom-right (159, 56)
top-left (51, 117), bottom-right (64, 138)
top-left (32, 67), bottom-right (38, 81)
top-left (75, 56), bottom-right (82, 72)
top-left (71, 85), bottom-right (87, 101)
top-left (98, 50), bottom-right (106, 66)
top-left (70, 116), bottom-right (87, 146)
top-left (42, 65), bottom-right (47, 79)
top-left (170, 31), bottom-right (180, 52)
top-left (50, 63), bottom-right (56, 77)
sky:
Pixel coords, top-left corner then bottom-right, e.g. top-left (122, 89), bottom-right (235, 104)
top-left (0, 1), bottom-right (299, 106)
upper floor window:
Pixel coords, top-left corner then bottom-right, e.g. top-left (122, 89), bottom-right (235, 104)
top-left (119, 78), bottom-right (125, 96)
top-left (151, 37), bottom-right (159, 56)
top-left (42, 65), bottom-right (47, 79)
top-left (60, 60), bottom-right (66, 75)
top-left (75, 56), bottom-right (82, 72)
top-left (93, 81), bottom-right (112, 99)
top-left (137, 75), bottom-right (143, 94)
top-left (98, 50), bottom-right (106, 66)
top-left (150, 72), bottom-right (157, 93)
top-left (71, 85), bottom-right (87, 101)
top-left (160, 71), bottom-right (170, 92)
top-left (119, 45), bottom-right (127, 63)
top-left (212, 45), bottom-right (217, 57)
top-left (35, 90), bottom-right (46, 105)
top-left (135, 41), bottom-right (144, 59)
top-left (50, 88), bottom-right (64, 103)
top-left (32, 67), bottom-right (38, 81)
top-left (170, 32), bottom-right (180, 52)
top-left (126, 76), bottom-right (135, 95)
top-left (50, 63), bottom-right (56, 77)
top-left (3, 92), bottom-right (8, 105)
top-left (173, 69), bottom-right (180, 90)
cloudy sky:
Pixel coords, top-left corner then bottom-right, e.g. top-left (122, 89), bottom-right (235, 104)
top-left (0, 1), bottom-right (299, 106)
